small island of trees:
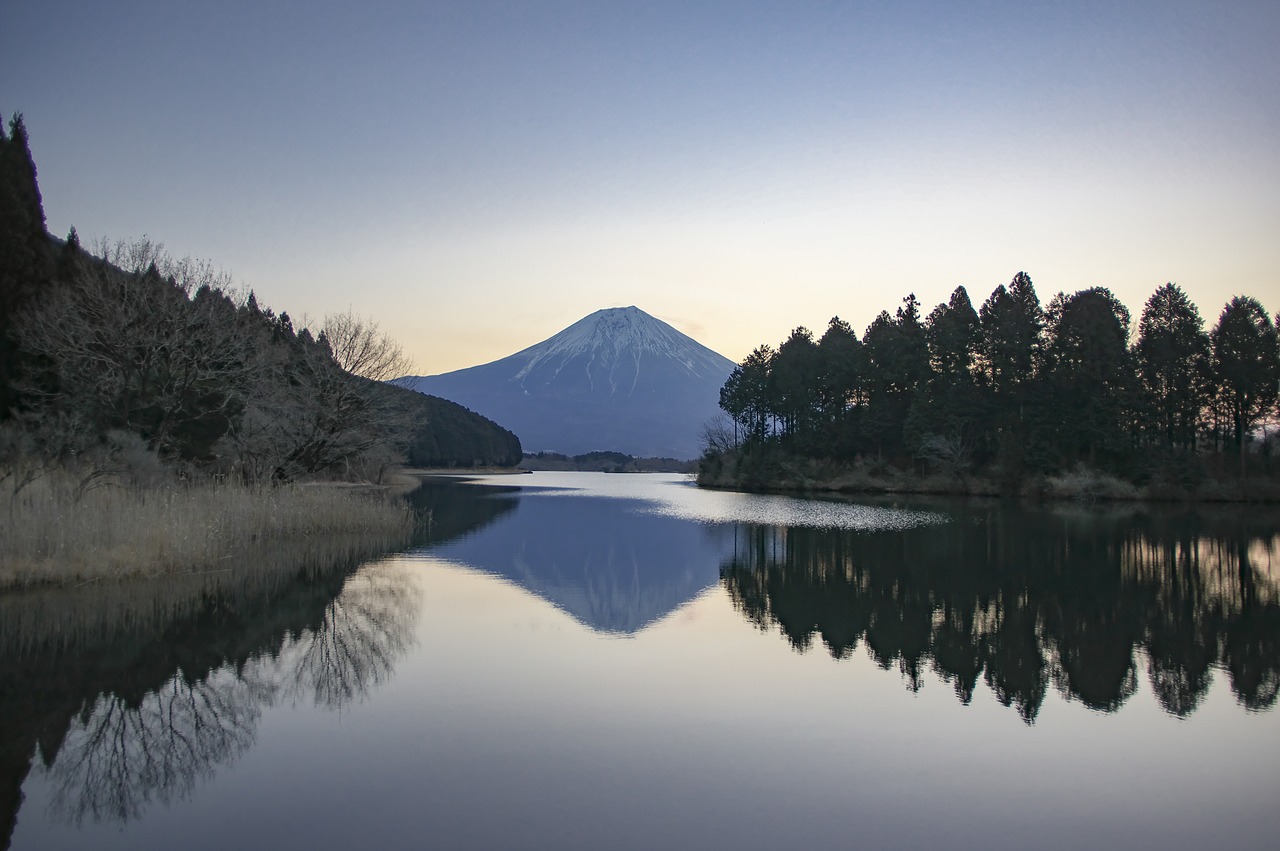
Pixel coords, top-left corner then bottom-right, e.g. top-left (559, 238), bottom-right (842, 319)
top-left (703, 272), bottom-right (1280, 499)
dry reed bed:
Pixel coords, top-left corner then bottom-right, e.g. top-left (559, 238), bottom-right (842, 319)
top-left (0, 476), bottom-right (414, 589)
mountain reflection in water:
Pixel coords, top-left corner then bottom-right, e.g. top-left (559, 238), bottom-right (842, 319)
top-left (413, 474), bottom-right (1279, 722)
top-left (415, 479), bottom-right (730, 633)
top-left (2, 474), bottom-right (1278, 850)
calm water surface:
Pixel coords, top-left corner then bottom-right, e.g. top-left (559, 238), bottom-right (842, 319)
top-left (3, 472), bottom-right (1278, 850)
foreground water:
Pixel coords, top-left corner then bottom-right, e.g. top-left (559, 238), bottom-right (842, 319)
top-left (3, 472), bottom-right (1278, 850)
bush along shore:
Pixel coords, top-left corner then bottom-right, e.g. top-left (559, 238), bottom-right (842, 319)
top-left (698, 446), bottom-right (1280, 503)
top-left (0, 469), bottom-right (415, 590)
top-left (701, 271), bottom-right (1280, 502)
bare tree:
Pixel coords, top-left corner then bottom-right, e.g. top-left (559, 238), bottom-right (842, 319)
top-left (700, 413), bottom-right (739, 455)
top-left (218, 317), bottom-right (412, 483)
top-left (13, 237), bottom-right (259, 462)
top-left (320, 309), bottom-right (413, 382)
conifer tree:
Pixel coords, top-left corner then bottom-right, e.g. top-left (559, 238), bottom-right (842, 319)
top-left (1134, 283), bottom-right (1210, 450)
top-left (816, 316), bottom-right (863, 454)
top-left (0, 113), bottom-right (54, 418)
top-left (1044, 287), bottom-right (1135, 466)
top-left (977, 273), bottom-right (1046, 476)
top-left (1211, 297), bottom-right (1280, 473)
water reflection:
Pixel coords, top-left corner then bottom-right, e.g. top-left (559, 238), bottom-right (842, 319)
top-left (410, 476), bottom-right (1280, 720)
top-left (6, 475), bottom-right (1279, 849)
top-left (268, 563), bottom-right (422, 710)
top-left (412, 477), bottom-right (730, 633)
top-left (0, 475), bottom-right (504, 847)
top-left (22, 561), bottom-right (421, 831)
top-left (403, 477), bottom-right (519, 546)
top-left (720, 502), bottom-right (1280, 721)
top-left (0, 541), bottom-right (379, 848)
top-left (46, 665), bottom-right (263, 826)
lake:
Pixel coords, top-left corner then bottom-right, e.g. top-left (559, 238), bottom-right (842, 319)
top-left (3, 472), bottom-right (1278, 850)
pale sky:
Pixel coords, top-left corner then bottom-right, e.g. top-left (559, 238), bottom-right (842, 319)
top-left (5, 1), bottom-right (1278, 373)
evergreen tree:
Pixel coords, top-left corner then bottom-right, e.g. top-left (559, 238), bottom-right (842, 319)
top-left (1210, 296), bottom-right (1280, 472)
top-left (0, 113), bottom-right (54, 418)
top-left (977, 273), bottom-right (1045, 476)
top-left (927, 286), bottom-right (981, 379)
top-left (862, 295), bottom-right (929, 459)
top-left (719, 345), bottom-right (775, 444)
top-left (771, 326), bottom-right (821, 448)
top-left (978, 272), bottom-right (1044, 396)
top-left (1134, 283), bottom-right (1210, 450)
top-left (911, 286), bottom-right (985, 466)
top-left (1044, 287), bottom-right (1135, 467)
top-left (815, 316), bottom-right (863, 455)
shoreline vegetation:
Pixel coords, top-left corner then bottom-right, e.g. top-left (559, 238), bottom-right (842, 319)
top-left (0, 114), bottom-right (522, 592)
top-left (0, 471), bottom-right (415, 590)
top-left (696, 449), bottom-right (1280, 503)
top-left (520, 451), bottom-right (694, 473)
top-left (699, 271), bottom-right (1280, 502)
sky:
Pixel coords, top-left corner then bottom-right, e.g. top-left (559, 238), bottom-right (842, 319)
top-left (4, 0), bottom-right (1279, 374)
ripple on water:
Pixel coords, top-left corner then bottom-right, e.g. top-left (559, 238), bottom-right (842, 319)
top-left (501, 473), bottom-right (948, 531)
top-left (643, 488), bottom-right (948, 531)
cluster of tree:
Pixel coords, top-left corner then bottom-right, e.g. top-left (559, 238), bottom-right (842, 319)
top-left (0, 114), bottom-right (520, 482)
top-left (714, 271), bottom-right (1280, 485)
top-left (721, 505), bottom-right (1280, 721)
top-left (519, 451), bottom-right (694, 473)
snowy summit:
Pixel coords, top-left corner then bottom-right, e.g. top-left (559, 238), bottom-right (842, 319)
top-left (399, 307), bottom-right (736, 459)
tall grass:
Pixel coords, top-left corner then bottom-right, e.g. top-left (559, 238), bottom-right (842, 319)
top-left (0, 474), bottom-right (414, 589)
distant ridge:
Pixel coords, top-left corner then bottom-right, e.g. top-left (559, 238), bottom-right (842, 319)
top-left (398, 307), bottom-right (735, 459)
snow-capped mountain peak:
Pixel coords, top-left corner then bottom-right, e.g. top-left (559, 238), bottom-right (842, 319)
top-left (399, 306), bottom-right (736, 459)
top-left (512, 306), bottom-right (720, 382)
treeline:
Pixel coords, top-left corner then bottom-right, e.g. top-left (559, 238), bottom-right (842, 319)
top-left (710, 271), bottom-right (1280, 491)
top-left (0, 114), bottom-right (520, 482)
top-left (520, 451), bottom-right (694, 473)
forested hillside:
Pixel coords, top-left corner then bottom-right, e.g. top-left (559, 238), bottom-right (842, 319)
top-left (0, 114), bottom-right (520, 482)
top-left (706, 272), bottom-right (1280, 497)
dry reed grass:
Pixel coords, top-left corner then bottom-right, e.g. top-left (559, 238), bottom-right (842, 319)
top-left (0, 474), bottom-right (414, 589)
top-left (1040, 466), bottom-right (1142, 501)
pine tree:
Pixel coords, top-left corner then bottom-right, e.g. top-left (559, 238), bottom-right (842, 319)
top-left (1134, 283), bottom-right (1210, 450)
top-left (1044, 287), bottom-right (1135, 466)
top-left (0, 112), bottom-right (54, 418)
top-left (1211, 296), bottom-right (1280, 474)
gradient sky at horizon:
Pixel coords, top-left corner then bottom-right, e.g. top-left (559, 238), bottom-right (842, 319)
top-left (4, 0), bottom-right (1278, 373)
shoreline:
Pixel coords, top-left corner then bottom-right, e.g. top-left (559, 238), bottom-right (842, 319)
top-left (696, 464), bottom-right (1280, 504)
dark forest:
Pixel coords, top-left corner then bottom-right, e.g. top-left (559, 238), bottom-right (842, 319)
top-left (706, 271), bottom-right (1279, 497)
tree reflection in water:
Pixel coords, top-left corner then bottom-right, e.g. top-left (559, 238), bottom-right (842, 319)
top-left (266, 562), bottom-right (422, 710)
top-left (34, 560), bottom-right (420, 828)
top-left (721, 503), bottom-right (1280, 722)
top-left (46, 666), bottom-right (264, 826)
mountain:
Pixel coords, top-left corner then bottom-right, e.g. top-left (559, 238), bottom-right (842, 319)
top-left (399, 306), bottom-right (735, 459)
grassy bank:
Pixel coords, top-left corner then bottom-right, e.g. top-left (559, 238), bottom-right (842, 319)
top-left (0, 475), bottom-right (414, 589)
top-left (697, 450), bottom-right (1280, 503)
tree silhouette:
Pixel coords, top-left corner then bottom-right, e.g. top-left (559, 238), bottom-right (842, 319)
top-left (1043, 287), bottom-right (1135, 467)
top-left (1210, 297), bottom-right (1280, 474)
top-left (0, 113), bottom-right (54, 419)
top-left (1135, 283), bottom-right (1210, 451)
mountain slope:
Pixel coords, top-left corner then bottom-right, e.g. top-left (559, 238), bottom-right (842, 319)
top-left (399, 306), bottom-right (735, 459)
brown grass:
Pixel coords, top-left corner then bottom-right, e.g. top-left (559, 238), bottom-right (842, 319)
top-left (0, 474), bottom-right (413, 589)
